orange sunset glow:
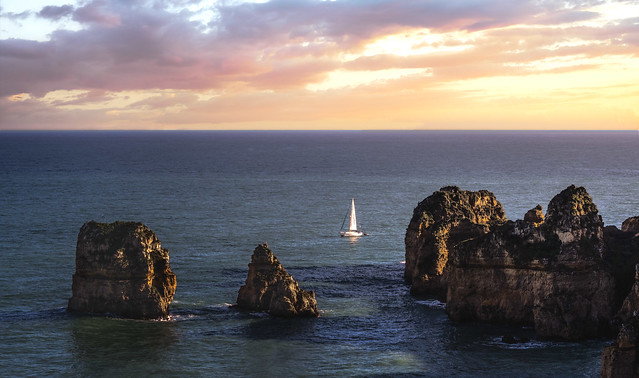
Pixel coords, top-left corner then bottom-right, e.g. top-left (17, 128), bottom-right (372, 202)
top-left (1, 0), bottom-right (638, 130)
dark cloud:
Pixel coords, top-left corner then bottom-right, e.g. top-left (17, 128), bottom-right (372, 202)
top-left (0, 38), bottom-right (50, 59)
top-left (38, 5), bottom-right (74, 21)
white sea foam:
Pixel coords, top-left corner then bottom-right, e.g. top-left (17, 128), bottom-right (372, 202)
top-left (486, 336), bottom-right (552, 350)
top-left (415, 299), bottom-right (446, 309)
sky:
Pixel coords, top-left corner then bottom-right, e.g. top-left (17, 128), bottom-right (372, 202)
top-left (0, 0), bottom-right (638, 130)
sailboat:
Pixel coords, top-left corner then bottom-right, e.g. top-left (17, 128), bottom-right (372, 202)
top-left (339, 198), bottom-right (366, 237)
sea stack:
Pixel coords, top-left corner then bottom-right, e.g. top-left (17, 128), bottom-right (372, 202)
top-left (68, 221), bottom-right (177, 319)
top-left (237, 243), bottom-right (319, 317)
top-left (406, 185), bottom-right (639, 340)
top-left (446, 185), bottom-right (615, 339)
top-left (404, 186), bottom-right (507, 299)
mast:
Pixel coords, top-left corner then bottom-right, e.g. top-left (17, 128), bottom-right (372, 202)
top-left (349, 198), bottom-right (358, 231)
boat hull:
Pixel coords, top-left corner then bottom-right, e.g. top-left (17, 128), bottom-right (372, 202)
top-left (340, 230), bottom-right (364, 237)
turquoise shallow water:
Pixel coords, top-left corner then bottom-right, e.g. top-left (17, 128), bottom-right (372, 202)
top-left (1, 130), bottom-right (637, 376)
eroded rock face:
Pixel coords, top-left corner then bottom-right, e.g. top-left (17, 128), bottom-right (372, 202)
top-left (601, 316), bottom-right (639, 378)
top-left (237, 243), bottom-right (319, 317)
top-left (623, 217), bottom-right (639, 235)
top-left (544, 185), bottom-right (607, 255)
top-left (524, 204), bottom-right (544, 225)
top-left (617, 265), bottom-right (639, 323)
top-left (68, 221), bottom-right (177, 319)
top-left (446, 185), bottom-right (615, 340)
top-left (406, 185), bottom-right (639, 341)
top-left (604, 222), bottom-right (639, 311)
top-left (404, 186), bottom-right (507, 298)
top-left (601, 224), bottom-right (639, 375)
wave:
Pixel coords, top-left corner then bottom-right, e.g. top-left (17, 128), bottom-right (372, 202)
top-left (414, 299), bottom-right (446, 309)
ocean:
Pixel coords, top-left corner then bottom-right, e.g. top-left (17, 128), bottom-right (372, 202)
top-left (1, 130), bottom-right (637, 376)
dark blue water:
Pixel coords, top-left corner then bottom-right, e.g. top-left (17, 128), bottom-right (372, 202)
top-left (1, 130), bottom-right (638, 376)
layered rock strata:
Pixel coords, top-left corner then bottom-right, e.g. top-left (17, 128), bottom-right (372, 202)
top-left (237, 243), bottom-right (319, 317)
top-left (601, 316), bottom-right (639, 378)
top-left (447, 185), bottom-right (615, 339)
top-left (404, 186), bottom-right (507, 299)
top-left (68, 221), bottom-right (177, 319)
top-left (601, 225), bottom-right (639, 377)
top-left (406, 185), bottom-right (639, 340)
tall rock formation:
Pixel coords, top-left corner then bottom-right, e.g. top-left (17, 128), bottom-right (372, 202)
top-left (446, 185), bottom-right (615, 339)
top-left (237, 243), bottom-right (319, 317)
top-left (404, 186), bottom-right (507, 298)
top-left (406, 185), bottom-right (639, 341)
top-left (68, 221), bottom-right (177, 319)
top-left (601, 222), bottom-right (639, 377)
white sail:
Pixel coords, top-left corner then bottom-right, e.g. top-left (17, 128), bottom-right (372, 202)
top-left (340, 198), bottom-right (365, 237)
top-left (349, 198), bottom-right (358, 231)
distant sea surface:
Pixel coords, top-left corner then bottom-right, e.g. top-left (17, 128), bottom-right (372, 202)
top-left (1, 130), bottom-right (638, 377)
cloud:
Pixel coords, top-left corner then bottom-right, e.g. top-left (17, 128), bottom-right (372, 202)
top-left (38, 5), bottom-right (75, 21)
top-left (72, 1), bottom-right (121, 27)
top-left (1, 10), bottom-right (31, 21)
top-left (47, 90), bottom-right (116, 106)
top-left (1, 0), bottom-right (638, 130)
top-left (129, 92), bottom-right (199, 109)
top-left (0, 0), bottom-right (608, 97)
top-left (534, 10), bottom-right (599, 25)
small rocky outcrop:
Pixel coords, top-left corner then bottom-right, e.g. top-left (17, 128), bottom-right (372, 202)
top-left (237, 243), bottom-right (319, 317)
top-left (68, 221), bottom-right (177, 319)
top-left (524, 204), bottom-right (544, 225)
top-left (624, 217), bottom-right (639, 235)
top-left (404, 186), bottom-right (507, 298)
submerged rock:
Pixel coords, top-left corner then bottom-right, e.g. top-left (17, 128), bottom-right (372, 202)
top-left (237, 243), bottom-right (318, 317)
top-left (68, 221), bottom-right (177, 319)
top-left (404, 186), bottom-right (506, 298)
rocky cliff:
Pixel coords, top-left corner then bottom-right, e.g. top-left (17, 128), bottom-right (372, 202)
top-left (237, 243), bottom-right (319, 317)
top-left (404, 186), bottom-right (507, 298)
top-left (68, 221), bottom-right (177, 319)
top-left (601, 315), bottom-right (639, 378)
top-left (447, 186), bottom-right (614, 339)
top-left (601, 220), bottom-right (639, 377)
top-left (406, 185), bottom-right (639, 341)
